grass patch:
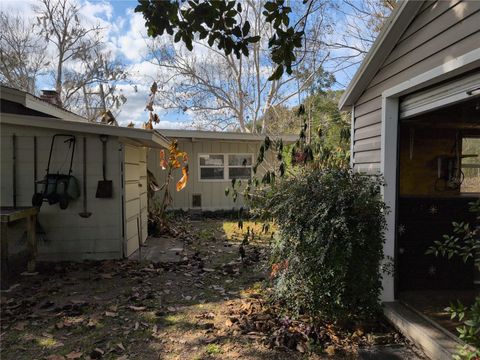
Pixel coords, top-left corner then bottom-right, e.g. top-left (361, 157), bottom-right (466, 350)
top-left (205, 343), bottom-right (223, 355)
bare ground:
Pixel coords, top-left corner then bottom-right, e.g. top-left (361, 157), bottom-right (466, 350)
top-left (1, 219), bottom-right (422, 360)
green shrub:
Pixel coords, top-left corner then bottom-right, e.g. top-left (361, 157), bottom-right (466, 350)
top-left (427, 199), bottom-right (480, 360)
top-left (259, 166), bottom-right (387, 322)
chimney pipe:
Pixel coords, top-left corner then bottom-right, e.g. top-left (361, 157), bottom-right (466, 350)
top-left (40, 90), bottom-right (62, 107)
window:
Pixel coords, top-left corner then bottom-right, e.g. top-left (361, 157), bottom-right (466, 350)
top-left (461, 137), bottom-right (480, 193)
top-left (198, 154), bottom-right (253, 181)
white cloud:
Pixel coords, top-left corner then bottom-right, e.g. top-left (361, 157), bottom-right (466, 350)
top-left (115, 9), bottom-right (150, 62)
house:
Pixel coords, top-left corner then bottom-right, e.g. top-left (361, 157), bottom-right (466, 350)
top-left (0, 85), bottom-right (170, 269)
top-left (340, 0), bottom-right (479, 358)
top-left (148, 129), bottom-right (296, 211)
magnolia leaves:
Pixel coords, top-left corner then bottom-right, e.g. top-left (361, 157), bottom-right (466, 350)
top-left (159, 141), bottom-right (189, 192)
top-left (135, 0), bottom-right (311, 81)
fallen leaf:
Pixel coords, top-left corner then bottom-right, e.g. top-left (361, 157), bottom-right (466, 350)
top-left (116, 343), bottom-right (125, 351)
top-left (66, 351), bottom-right (83, 359)
top-left (325, 345), bottom-right (335, 356)
top-left (46, 355), bottom-right (65, 360)
top-left (128, 306), bottom-right (146, 311)
top-left (105, 311), bottom-right (118, 317)
top-left (13, 321), bottom-right (27, 331)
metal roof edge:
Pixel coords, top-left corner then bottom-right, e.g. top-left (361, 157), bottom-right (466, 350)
top-left (155, 128), bottom-right (297, 143)
top-left (338, 0), bottom-right (424, 110)
top-left (0, 113), bottom-right (165, 148)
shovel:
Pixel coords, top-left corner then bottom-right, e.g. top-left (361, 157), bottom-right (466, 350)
top-left (96, 135), bottom-right (113, 198)
top-left (79, 137), bottom-right (92, 218)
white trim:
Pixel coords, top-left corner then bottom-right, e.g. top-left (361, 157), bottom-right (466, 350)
top-left (350, 105), bottom-right (355, 168)
top-left (0, 113), bottom-right (169, 148)
top-left (379, 47), bottom-right (480, 302)
top-left (400, 72), bottom-right (480, 119)
top-left (198, 153), bottom-right (253, 182)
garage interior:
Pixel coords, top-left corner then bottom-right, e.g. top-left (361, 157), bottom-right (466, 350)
top-left (396, 95), bottom-right (480, 335)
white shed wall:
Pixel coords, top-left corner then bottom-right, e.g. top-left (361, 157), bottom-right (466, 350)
top-left (1, 124), bottom-right (123, 261)
top-left (148, 139), bottom-right (268, 211)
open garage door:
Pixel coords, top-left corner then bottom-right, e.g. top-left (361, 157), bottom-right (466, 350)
top-left (400, 71), bottom-right (480, 120)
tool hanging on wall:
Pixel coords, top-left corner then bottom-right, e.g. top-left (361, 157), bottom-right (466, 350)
top-left (32, 134), bottom-right (80, 209)
top-left (95, 135), bottom-right (113, 198)
top-left (79, 137), bottom-right (92, 218)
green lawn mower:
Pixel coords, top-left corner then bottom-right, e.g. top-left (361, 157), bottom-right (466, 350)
top-left (32, 134), bottom-right (80, 209)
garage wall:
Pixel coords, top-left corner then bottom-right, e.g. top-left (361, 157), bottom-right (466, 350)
top-left (352, 0), bottom-right (480, 173)
top-left (148, 139), bottom-right (270, 211)
top-left (123, 144), bottom-right (148, 257)
top-left (0, 124), bottom-right (123, 261)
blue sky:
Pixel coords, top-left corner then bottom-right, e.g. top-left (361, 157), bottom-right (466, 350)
top-left (2, 0), bottom-right (364, 129)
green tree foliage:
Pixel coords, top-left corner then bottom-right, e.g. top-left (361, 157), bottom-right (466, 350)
top-left (135, 0), bottom-right (317, 80)
top-left (427, 199), bottom-right (480, 359)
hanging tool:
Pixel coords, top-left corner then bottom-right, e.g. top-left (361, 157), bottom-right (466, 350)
top-left (79, 137), bottom-right (92, 218)
top-left (95, 135), bottom-right (113, 198)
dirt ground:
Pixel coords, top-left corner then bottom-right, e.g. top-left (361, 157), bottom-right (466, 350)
top-left (1, 219), bottom-right (422, 360)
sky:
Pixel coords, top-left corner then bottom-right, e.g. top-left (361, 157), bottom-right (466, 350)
top-left (1, 0), bottom-right (365, 129)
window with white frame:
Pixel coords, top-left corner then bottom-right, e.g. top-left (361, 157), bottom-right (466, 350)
top-left (199, 154), bottom-right (253, 181)
top-left (461, 137), bottom-right (480, 193)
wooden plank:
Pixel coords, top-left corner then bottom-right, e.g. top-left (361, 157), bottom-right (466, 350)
top-left (372, 9), bottom-right (480, 87)
top-left (354, 123), bottom-right (382, 141)
top-left (385, 1), bottom-right (479, 68)
top-left (125, 198), bottom-right (140, 220)
top-left (354, 138), bottom-right (381, 152)
top-left (384, 302), bottom-right (461, 360)
top-left (124, 145), bottom-right (140, 164)
top-left (125, 182), bottom-right (140, 202)
top-left (124, 163), bottom-right (140, 182)
top-left (354, 162), bottom-right (381, 175)
top-left (357, 31), bottom-right (480, 104)
top-left (399, 0), bottom-right (461, 43)
top-left (354, 150), bottom-right (381, 164)
top-left (354, 98), bottom-right (382, 118)
top-left (355, 111), bottom-right (381, 129)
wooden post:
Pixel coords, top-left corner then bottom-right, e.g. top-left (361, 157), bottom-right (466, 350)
top-left (26, 215), bottom-right (37, 272)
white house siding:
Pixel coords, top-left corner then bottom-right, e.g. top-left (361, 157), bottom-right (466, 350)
top-left (0, 124), bottom-right (123, 261)
top-left (123, 144), bottom-right (148, 257)
top-left (352, 0), bottom-right (480, 174)
top-left (148, 139), bottom-right (268, 211)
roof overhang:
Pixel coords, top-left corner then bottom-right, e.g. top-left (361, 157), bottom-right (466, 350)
top-left (157, 128), bottom-right (298, 143)
top-left (1, 113), bottom-right (170, 148)
top-left (338, 0), bottom-right (424, 111)
top-left (1, 85), bottom-right (89, 122)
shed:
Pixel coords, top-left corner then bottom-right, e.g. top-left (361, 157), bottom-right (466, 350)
top-left (148, 129), bottom-right (296, 211)
top-left (0, 86), bottom-right (170, 266)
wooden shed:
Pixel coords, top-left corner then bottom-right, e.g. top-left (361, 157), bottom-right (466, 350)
top-left (148, 129), bottom-right (296, 211)
top-left (0, 86), bottom-right (169, 266)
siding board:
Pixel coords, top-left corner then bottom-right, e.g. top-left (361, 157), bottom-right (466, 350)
top-left (352, 0), bottom-right (478, 174)
top-left (384, 1), bottom-right (479, 69)
top-left (357, 30), bottom-right (480, 105)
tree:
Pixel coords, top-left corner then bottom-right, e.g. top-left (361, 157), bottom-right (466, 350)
top-left (0, 12), bottom-right (48, 93)
top-left (144, 0), bottom-right (331, 133)
top-left (324, 0), bottom-right (397, 76)
top-left (62, 47), bottom-right (128, 122)
top-left (136, 0), bottom-right (322, 81)
top-left (34, 0), bottom-right (103, 100)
